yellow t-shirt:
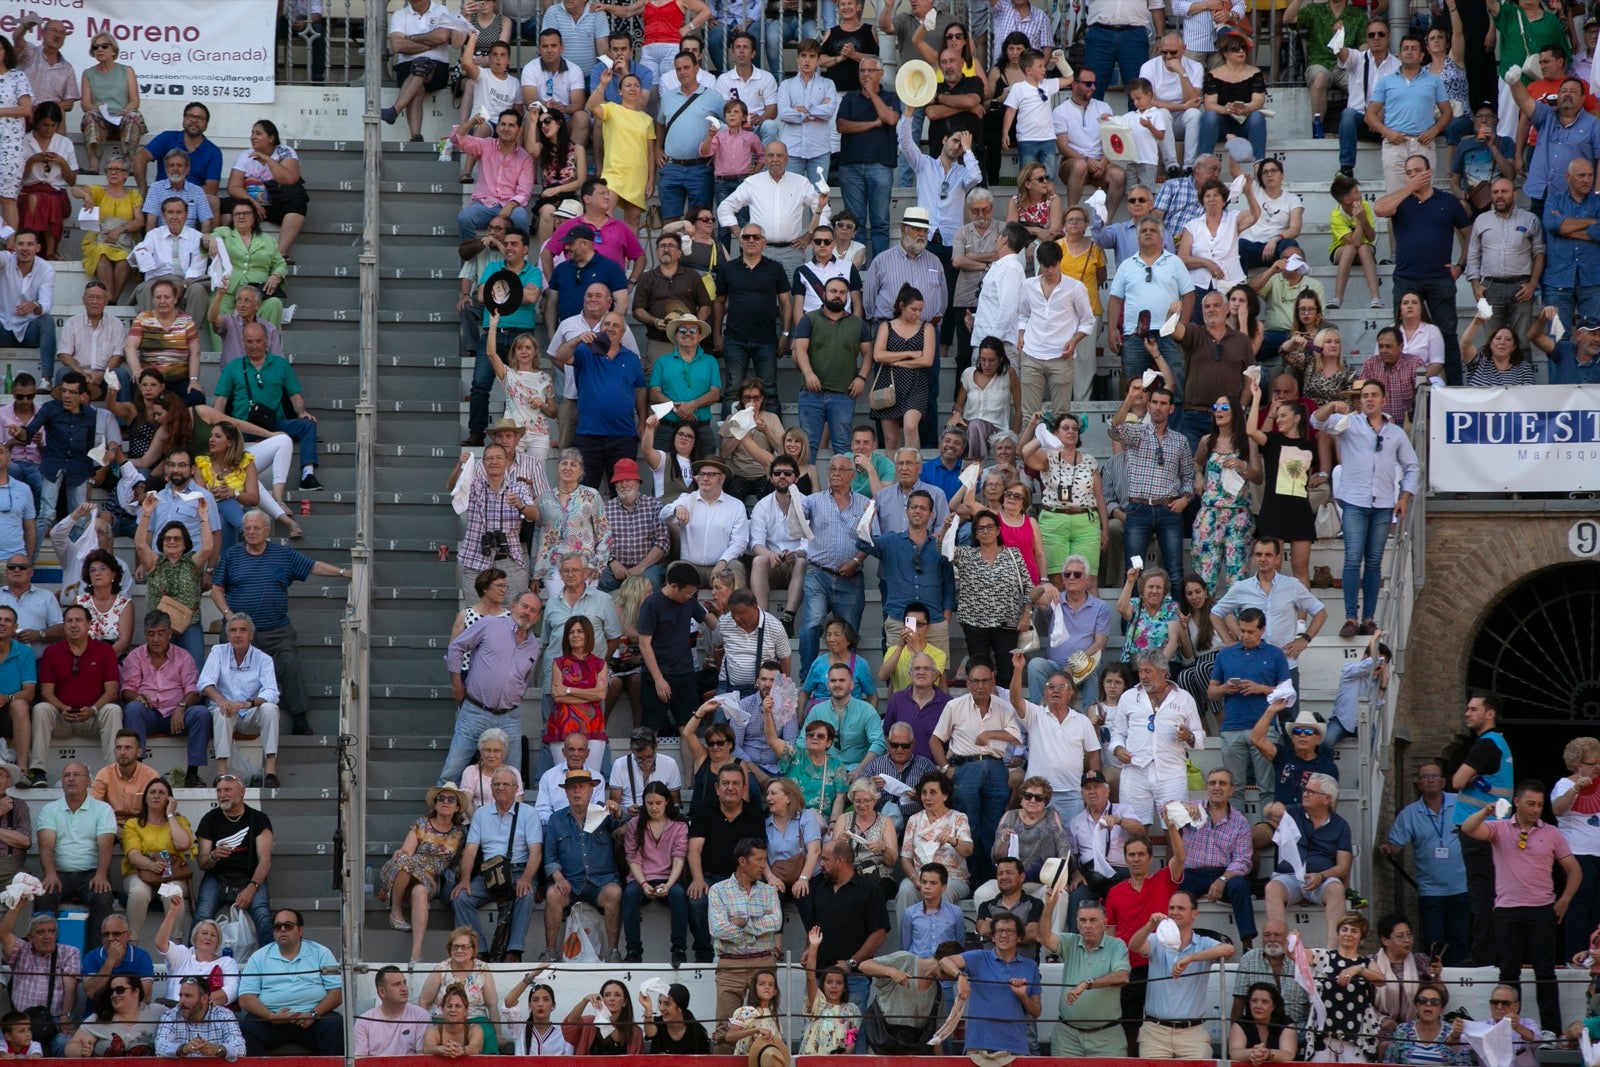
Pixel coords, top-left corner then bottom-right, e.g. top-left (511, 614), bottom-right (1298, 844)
top-left (1329, 200), bottom-right (1376, 252)
top-left (1056, 239), bottom-right (1108, 315)
top-left (890, 642), bottom-right (948, 691)
top-left (120, 814), bottom-right (195, 878)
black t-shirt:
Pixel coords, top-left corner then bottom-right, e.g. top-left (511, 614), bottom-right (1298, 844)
top-left (978, 893), bottom-right (1045, 959)
top-left (928, 75), bottom-right (985, 149)
top-left (712, 256), bottom-right (790, 342)
top-left (195, 805), bottom-right (273, 883)
top-left (813, 874), bottom-right (890, 968)
top-left (1271, 749), bottom-right (1339, 805)
top-left (636, 590), bottom-right (705, 676)
top-left (687, 801), bottom-right (766, 881)
top-left (650, 1021), bottom-right (711, 1054)
top-left (1463, 733), bottom-right (1504, 777)
top-left (835, 89), bottom-right (902, 167)
top-left (820, 25), bottom-right (879, 92)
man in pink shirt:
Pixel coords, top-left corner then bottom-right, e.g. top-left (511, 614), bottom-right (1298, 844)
top-left (0, 376), bottom-right (42, 506)
top-left (450, 110), bottom-right (534, 241)
top-left (119, 610), bottom-right (207, 786)
top-left (353, 967), bottom-right (431, 1056)
top-left (1462, 779), bottom-right (1580, 1035)
top-left (540, 177), bottom-right (646, 284)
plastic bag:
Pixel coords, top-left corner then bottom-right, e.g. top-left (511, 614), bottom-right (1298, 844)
top-left (561, 902), bottom-right (603, 963)
top-left (1315, 502), bottom-right (1342, 540)
top-left (217, 904), bottom-right (258, 964)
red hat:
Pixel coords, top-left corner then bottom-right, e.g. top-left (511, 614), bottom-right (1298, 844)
top-left (610, 458), bottom-right (643, 484)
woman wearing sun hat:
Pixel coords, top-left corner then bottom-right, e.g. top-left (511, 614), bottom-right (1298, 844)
top-left (378, 783), bottom-right (469, 962)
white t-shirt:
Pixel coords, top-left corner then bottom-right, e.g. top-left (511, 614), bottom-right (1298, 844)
top-left (521, 59), bottom-right (586, 106)
top-left (1240, 189), bottom-right (1304, 242)
top-left (607, 752), bottom-right (685, 811)
top-left (161, 942), bottom-right (240, 1005)
top-left (716, 66), bottom-right (779, 117)
top-left (1139, 54), bottom-right (1205, 105)
top-left (1128, 106), bottom-right (1170, 165)
top-left (471, 68), bottom-right (522, 119)
top-left (1553, 776), bottom-right (1600, 856)
top-left (1004, 78), bottom-right (1063, 142)
top-left (388, 0), bottom-right (456, 64)
top-left (1052, 97), bottom-right (1113, 158)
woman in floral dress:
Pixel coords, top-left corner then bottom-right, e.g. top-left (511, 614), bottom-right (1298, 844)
top-left (1189, 393), bottom-right (1256, 591)
top-left (378, 784), bottom-right (468, 962)
top-left (1117, 568), bottom-right (1179, 662)
top-left (532, 448), bottom-right (609, 600)
top-left (0, 42), bottom-right (32, 231)
top-left (486, 312), bottom-right (554, 466)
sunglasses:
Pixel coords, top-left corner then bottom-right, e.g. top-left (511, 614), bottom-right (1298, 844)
top-left (216, 773), bottom-right (242, 783)
top-left (1212, 403), bottom-right (1230, 412)
top-left (1490, 999), bottom-right (1515, 1007)
top-left (1415, 998), bottom-right (1443, 1006)
top-left (813, 237), bottom-right (833, 246)
top-left (4, 563), bottom-right (27, 571)
top-left (273, 922), bottom-right (300, 930)
top-left (707, 738), bottom-right (731, 747)
top-left (740, 234), bottom-right (765, 241)
top-left (1290, 727), bottom-right (1319, 737)
top-left (109, 986), bottom-right (136, 995)
top-left (1368, 30), bottom-right (1387, 36)
top-left (1022, 792), bottom-right (1047, 802)
top-left (888, 742), bottom-right (913, 751)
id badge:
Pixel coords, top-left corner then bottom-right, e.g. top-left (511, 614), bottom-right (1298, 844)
top-left (1434, 846), bottom-right (1451, 859)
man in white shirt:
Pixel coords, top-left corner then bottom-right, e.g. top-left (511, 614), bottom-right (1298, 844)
top-left (1138, 33), bottom-right (1204, 175)
top-left (717, 142), bottom-right (831, 277)
top-left (660, 457), bottom-right (749, 585)
top-left (132, 197), bottom-right (210, 324)
top-left (520, 29), bottom-right (592, 152)
top-left (55, 282), bottom-right (126, 401)
top-left (1107, 651), bottom-right (1203, 826)
top-left (1007, 649), bottom-right (1103, 826)
top-left (0, 232), bottom-right (55, 388)
top-left (897, 120), bottom-right (984, 260)
top-left (607, 727), bottom-right (683, 817)
top-left (534, 731), bottom-right (594, 824)
top-left (382, 0), bottom-right (462, 140)
top-left (1053, 66), bottom-right (1126, 216)
top-left (714, 32), bottom-right (780, 144)
top-left (1336, 23), bottom-right (1398, 176)
top-left (970, 223), bottom-right (1032, 360)
top-left (748, 455), bottom-right (810, 630)
top-left (774, 41), bottom-right (839, 186)
top-left (1017, 241), bottom-right (1095, 419)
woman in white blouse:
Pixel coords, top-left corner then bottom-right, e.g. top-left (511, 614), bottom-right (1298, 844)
top-left (1179, 177), bottom-right (1258, 315)
top-left (948, 337), bottom-right (1021, 459)
top-left (1237, 158), bottom-right (1304, 272)
top-left (1395, 291), bottom-right (1445, 372)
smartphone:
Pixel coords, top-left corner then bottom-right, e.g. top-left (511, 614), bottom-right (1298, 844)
top-left (904, 616), bottom-right (918, 633)
top-left (1429, 941), bottom-right (1446, 962)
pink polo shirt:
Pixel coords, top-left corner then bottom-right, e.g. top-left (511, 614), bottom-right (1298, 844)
top-left (451, 133), bottom-right (534, 208)
top-left (1488, 818), bottom-right (1573, 909)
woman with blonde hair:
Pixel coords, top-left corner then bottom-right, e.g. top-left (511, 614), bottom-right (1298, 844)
top-left (833, 777), bottom-right (899, 898)
top-left (78, 33), bottom-right (144, 173)
top-left (1555, 735), bottom-right (1600, 959)
top-left (1007, 161), bottom-right (1061, 243)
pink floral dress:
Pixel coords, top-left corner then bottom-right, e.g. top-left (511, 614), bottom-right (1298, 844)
top-left (531, 485), bottom-right (610, 582)
top-left (503, 368), bottom-right (553, 460)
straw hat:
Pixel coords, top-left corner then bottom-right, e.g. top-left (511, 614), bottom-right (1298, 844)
top-left (426, 783), bottom-right (469, 810)
top-left (895, 59), bottom-right (937, 107)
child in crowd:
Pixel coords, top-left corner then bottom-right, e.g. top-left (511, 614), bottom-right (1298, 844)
top-left (703, 98), bottom-right (762, 243)
top-left (1001, 49), bottom-right (1071, 174)
top-left (0, 1013), bottom-right (41, 1059)
top-left (1124, 78), bottom-right (1169, 192)
top-left (1327, 173), bottom-right (1382, 310)
top-left (800, 927), bottom-right (862, 1054)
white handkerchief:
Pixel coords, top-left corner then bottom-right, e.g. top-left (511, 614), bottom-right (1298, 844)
top-left (1243, 365), bottom-right (1262, 384)
top-left (1130, 555), bottom-right (1144, 571)
top-left (726, 406), bottom-right (757, 439)
top-left (815, 178), bottom-right (830, 195)
top-left (913, 834), bottom-right (939, 865)
top-left (959, 462), bottom-right (980, 492)
top-left (215, 828), bottom-right (249, 850)
top-left (1259, 108), bottom-right (1276, 117)
top-left (596, 54), bottom-right (613, 69)
top-left (856, 500), bottom-right (877, 542)
top-left (1155, 918), bottom-right (1183, 949)
top-left (1495, 798), bottom-right (1513, 819)
top-left (207, 253), bottom-right (228, 291)
top-left (1581, 1027), bottom-right (1600, 1067)
top-left (1014, 631), bottom-right (1040, 654)
top-left (87, 444), bottom-right (106, 465)
top-left (1228, 174), bottom-right (1247, 198)
top-left (715, 691), bottom-right (748, 728)
top-left (1267, 680), bottom-right (1298, 707)
top-left (1476, 297), bottom-right (1494, 319)
top-left (650, 401), bottom-right (675, 421)
top-left (178, 490), bottom-right (204, 503)
top-left (1220, 465), bottom-right (1246, 496)
top-left (583, 803), bottom-right (610, 832)
top-left (1141, 370), bottom-right (1158, 388)
top-left (592, 1004), bottom-right (614, 1040)
top-left (1329, 413), bottom-right (1352, 434)
top-left (1464, 1018), bottom-right (1516, 1067)
top-left (1552, 315), bottom-right (1568, 342)
top-left (76, 206), bottom-right (100, 233)
top-left (1048, 603), bottom-right (1070, 647)
top-left (1164, 801), bottom-right (1193, 830)
top-left (1084, 188), bottom-right (1109, 225)
top-left (1006, 832), bottom-right (1021, 859)
top-left (1033, 423), bottom-right (1064, 452)
top-left (940, 514), bottom-right (960, 561)
top-left (1327, 26), bottom-right (1345, 53)
top-left (281, 304), bottom-right (297, 324)
top-left (116, 462), bottom-right (144, 511)
top-left (1159, 313), bottom-right (1179, 337)
top-left (157, 882), bottom-right (185, 901)
top-left (99, 103), bottom-right (123, 127)
top-left (639, 978), bottom-right (671, 1001)
top-left (706, 115), bottom-right (722, 131)
top-left (1503, 62), bottom-right (1522, 84)
top-left (922, 9), bottom-right (938, 29)
top-left (451, 452), bottom-right (478, 515)
top-left (132, 246), bottom-right (157, 274)
top-left (1273, 813), bottom-right (1306, 878)
top-left (877, 773), bottom-right (912, 799)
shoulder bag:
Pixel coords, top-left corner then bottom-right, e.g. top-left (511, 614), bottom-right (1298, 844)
top-left (477, 802), bottom-right (520, 900)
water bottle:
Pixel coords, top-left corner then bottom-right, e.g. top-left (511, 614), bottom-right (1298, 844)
top-left (1311, 114), bottom-right (1323, 140)
top-left (160, 850), bottom-right (172, 879)
top-left (4, 364), bottom-right (11, 393)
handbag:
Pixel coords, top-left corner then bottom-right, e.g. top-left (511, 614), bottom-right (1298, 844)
top-left (237, 365), bottom-right (279, 431)
top-left (156, 594), bottom-right (194, 635)
top-left (136, 847), bottom-right (194, 887)
top-left (1466, 180), bottom-right (1493, 213)
top-left (769, 853), bottom-right (807, 888)
top-left (23, 950), bottom-right (58, 1047)
top-left (477, 802), bottom-right (520, 900)
top-left (868, 359), bottom-right (897, 412)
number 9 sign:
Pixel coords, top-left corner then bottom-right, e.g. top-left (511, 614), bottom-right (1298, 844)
top-left (1570, 519), bottom-right (1600, 558)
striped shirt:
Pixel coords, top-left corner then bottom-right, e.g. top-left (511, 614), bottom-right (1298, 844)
top-left (990, 0), bottom-right (1054, 61)
top-left (713, 611), bottom-right (792, 689)
top-left (1106, 420), bottom-right (1194, 501)
top-left (708, 875), bottom-right (783, 953)
top-left (212, 543), bottom-right (315, 632)
top-left (802, 489), bottom-right (870, 571)
top-left (602, 493), bottom-right (670, 569)
top-left (155, 1003), bottom-right (246, 1060)
top-left (1180, 805), bottom-right (1253, 877)
top-left (862, 247), bottom-right (949, 323)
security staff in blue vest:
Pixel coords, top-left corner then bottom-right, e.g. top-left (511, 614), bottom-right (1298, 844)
top-left (1451, 692), bottom-right (1513, 967)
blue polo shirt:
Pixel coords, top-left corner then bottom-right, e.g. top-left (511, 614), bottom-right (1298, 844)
top-left (588, 60), bottom-right (654, 103)
top-left (571, 343), bottom-right (645, 437)
top-left (1144, 931), bottom-right (1222, 1020)
top-left (1387, 793), bottom-right (1466, 897)
top-left (1548, 339), bottom-right (1600, 383)
top-left (1392, 191), bottom-right (1469, 281)
top-left (0, 639), bottom-right (35, 695)
top-left (656, 83), bottom-right (724, 160)
top-left (959, 948), bottom-right (1041, 1054)
top-left (83, 943), bottom-right (154, 983)
top-left (1274, 804), bottom-right (1353, 876)
top-left (1369, 68), bottom-right (1447, 135)
top-left (920, 457), bottom-right (964, 501)
top-left (550, 254), bottom-right (629, 320)
top-left (1211, 640), bottom-right (1290, 731)
top-left (1107, 251), bottom-right (1194, 332)
top-left (238, 938), bottom-right (342, 1014)
top-left (0, 482), bottom-right (34, 561)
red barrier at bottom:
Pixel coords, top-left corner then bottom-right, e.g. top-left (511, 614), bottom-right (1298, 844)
top-left (96, 1056), bottom-right (1222, 1066)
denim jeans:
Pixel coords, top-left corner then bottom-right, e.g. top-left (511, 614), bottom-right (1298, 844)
top-left (1025, 654), bottom-right (1100, 707)
top-left (1337, 108), bottom-right (1370, 170)
top-left (764, 13), bottom-right (817, 72)
top-left (9, 461), bottom-right (41, 511)
top-left (453, 863), bottom-right (537, 958)
top-left (195, 874), bottom-right (274, 944)
top-left (470, 326), bottom-right (533, 438)
top-left (1542, 285), bottom-right (1600, 353)
top-left (952, 758), bottom-right (1010, 885)
top-left (39, 471), bottom-right (86, 529)
top-left (799, 566), bottom-right (865, 667)
top-left (1120, 334), bottom-right (1184, 402)
top-left (723, 337), bottom-right (779, 410)
top-left (1393, 274), bottom-right (1463, 384)
top-left (1083, 24), bottom-right (1151, 99)
top-left (1180, 865), bottom-right (1257, 939)
top-left (623, 880), bottom-right (688, 957)
top-left (1339, 502), bottom-right (1391, 621)
top-left (598, 562), bottom-right (666, 593)
top-left (787, 154), bottom-right (829, 187)
top-left (1318, 716), bottom-right (1353, 761)
top-left (125, 700), bottom-right (213, 768)
top-left (439, 700), bottom-right (522, 786)
top-left (797, 390), bottom-right (856, 460)
top-left (1017, 139), bottom-right (1058, 175)
top-left (1196, 109), bottom-right (1267, 163)
top-left (457, 201), bottom-right (531, 242)
top-left (0, 317), bottom-right (56, 385)
top-left (1048, 789), bottom-right (1084, 828)
top-left (1177, 408), bottom-right (1212, 453)
top-left (1124, 500), bottom-right (1186, 594)
top-left (657, 161), bottom-right (714, 220)
top-left (838, 161), bottom-right (893, 259)
top-left (1239, 239), bottom-right (1302, 273)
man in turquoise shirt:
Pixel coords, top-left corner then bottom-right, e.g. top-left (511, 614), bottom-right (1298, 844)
top-left (0, 606), bottom-right (37, 773)
top-left (238, 908), bottom-right (344, 1054)
top-left (803, 662), bottom-right (886, 774)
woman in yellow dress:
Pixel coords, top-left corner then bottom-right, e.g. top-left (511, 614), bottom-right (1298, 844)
top-left (1056, 204), bottom-right (1106, 400)
top-left (70, 154), bottom-right (141, 296)
top-left (587, 66), bottom-right (655, 229)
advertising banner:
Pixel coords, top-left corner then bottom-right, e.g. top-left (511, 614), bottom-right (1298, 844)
top-left (1430, 385), bottom-right (1600, 491)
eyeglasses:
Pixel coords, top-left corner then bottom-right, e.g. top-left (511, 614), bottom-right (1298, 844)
top-left (1127, 196), bottom-right (1150, 203)
top-left (695, 214), bottom-right (713, 223)
top-left (215, 774), bottom-right (241, 783)
top-left (740, 234), bottom-right (765, 242)
top-left (4, 563), bottom-right (27, 571)
top-left (1022, 792), bottom-right (1047, 802)
top-left (92, 43), bottom-right (113, 51)
top-left (1368, 30), bottom-right (1387, 37)
top-left (1373, 424), bottom-right (1385, 452)
top-left (450, 942), bottom-right (473, 950)
top-left (1063, 569), bottom-right (1086, 578)
top-left (1489, 999), bottom-right (1516, 1007)
top-left (109, 986), bottom-right (135, 995)
top-left (1415, 997), bottom-right (1443, 1006)
top-left (1078, 79), bottom-right (1096, 87)
top-left (945, 30), bottom-right (965, 38)
top-left (273, 922), bottom-right (300, 930)
top-left (1144, 264), bottom-right (1154, 283)
top-left (707, 738), bottom-right (730, 747)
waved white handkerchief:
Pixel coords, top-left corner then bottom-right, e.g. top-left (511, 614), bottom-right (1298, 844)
top-left (157, 882), bottom-right (185, 901)
top-left (959, 462), bottom-right (980, 492)
top-left (1006, 832), bottom-right (1021, 859)
top-left (1464, 1018), bottom-right (1516, 1067)
top-left (1084, 188), bottom-right (1109, 225)
top-left (1141, 370), bottom-right (1159, 388)
top-left (1581, 1026), bottom-right (1600, 1067)
top-left (1329, 413), bottom-right (1352, 434)
top-left (116, 462), bottom-right (145, 511)
top-left (105, 369), bottom-right (121, 395)
top-left (639, 977), bottom-right (671, 1000)
top-left (1327, 26), bottom-right (1345, 53)
top-left (1274, 812), bottom-right (1306, 878)
top-left (1495, 798), bottom-right (1513, 819)
top-left (1244, 365), bottom-right (1262, 384)
top-left (913, 834), bottom-right (940, 865)
top-left (877, 773), bottom-right (912, 799)
top-left (1164, 801), bottom-right (1194, 830)
top-left (707, 115), bottom-right (721, 131)
top-left (815, 178), bottom-right (830, 195)
top-left (596, 54), bottom-right (613, 69)
top-left (281, 304), bottom-right (297, 325)
top-left (178, 490), bottom-right (204, 503)
top-left (1033, 423), bottom-right (1064, 452)
top-left (592, 1003), bottom-right (614, 1040)
top-left (1552, 315), bottom-right (1568, 342)
top-left (1014, 631), bottom-right (1040, 654)
top-left (1220, 465), bottom-right (1246, 497)
top-left (650, 401), bottom-right (675, 421)
top-left (1130, 554), bottom-right (1144, 571)
top-left (1503, 62), bottom-right (1522, 84)
top-left (856, 500), bottom-right (877, 542)
top-left (582, 803), bottom-right (610, 833)
top-left (1267, 680), bottom-right (1298, 707)
top-left (215, 828), bottom-right (249, 850)
top-left (1155, 917), bottom-right (1183, 949)
top-left (1477, 297), bottom-right (1494, 319)
top-left (726, 406), bottom-right (757, 439)
top-left (76, 206), bottom-right (100, 233)
top-left (715, 691), bottom-right (748, 728)
top-left (1159, 313), bottom-right (1179, 337)
top-left (940, 514), bottom-right (960, 561)
top-left (1228, 174), bottom-right (1247, 198)
top-left (1048, 602), bottom-right (1070, 647)
top-left (451, 452), bottom-right (478, 515)
top-left (87, 444), bottom-right (107, 465)
top-left (1085, 824), bottom-right (1115, 877)
top-left (923, 9), bottom-right (938, 29)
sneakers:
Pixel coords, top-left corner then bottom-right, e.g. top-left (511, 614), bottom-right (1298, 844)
top-left (1325, 299), bottom-right (1341, 310)
top-left (537, 949), bottom-right (558, 963)
top-left (1165, 165), bottom-right (1182, 180)
top-left (1369, 298), bottom-right (1384, 309)
top-left (298, 472), bottom-right (324, 492)
top-left (779, 609), bottom-right (796, 633)
top-left (1311, 114), bottom-right (1324, 139)
top-left (263, 773), bottom-right (281, 789)
top-left (21, 769), bottom-right (45, 788)
top-left (183, 770), bottom-right (204, 789)
top-left (380, 105), bottom-right (398, 125)
top-left (671, 950), bottom-right (686, 967)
